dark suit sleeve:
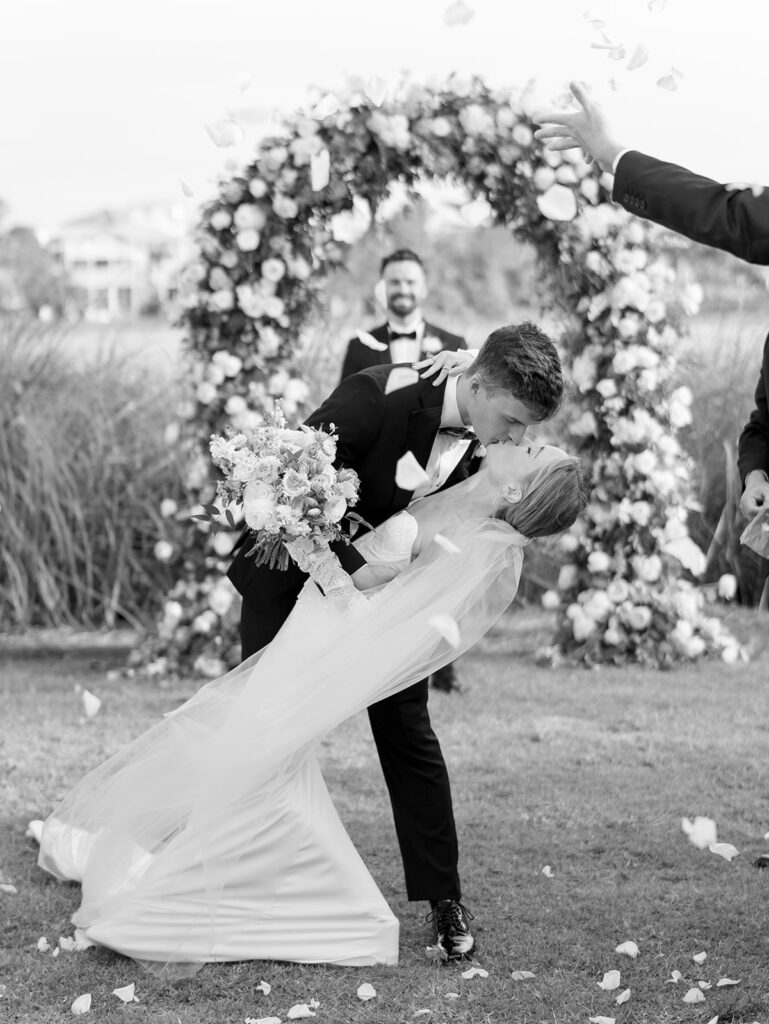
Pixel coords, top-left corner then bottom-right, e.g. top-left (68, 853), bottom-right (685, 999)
top-left (613, 150), bottom-right (769, 264)
top-left (738, 334), bottom-right (769, 484)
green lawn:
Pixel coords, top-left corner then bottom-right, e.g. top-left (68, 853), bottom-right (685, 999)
top-left (2, 609), bottom-right (769, 1024)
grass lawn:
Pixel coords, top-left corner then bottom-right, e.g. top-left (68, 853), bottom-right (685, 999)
top-left (2, 608), bottom-right (769, 1024)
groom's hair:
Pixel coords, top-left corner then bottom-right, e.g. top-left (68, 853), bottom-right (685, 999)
top-left (470, 322), bottom-right (564, 421)
top-left (497, 457), bottom-right (589, 538)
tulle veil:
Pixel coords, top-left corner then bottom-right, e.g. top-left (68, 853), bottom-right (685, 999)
top-left (38, 517), bottom-right (525, 970)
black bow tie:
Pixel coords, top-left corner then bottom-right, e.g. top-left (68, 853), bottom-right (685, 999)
top-left (439, 426), bottom-right (475, 440)
top-left (388, 329), bottom-right (417, 341)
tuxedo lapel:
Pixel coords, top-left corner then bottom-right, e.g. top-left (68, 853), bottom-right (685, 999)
top-left (371, 324), bottom-right (391, 366)
top-left (389, 378), bottom-right (446, 509)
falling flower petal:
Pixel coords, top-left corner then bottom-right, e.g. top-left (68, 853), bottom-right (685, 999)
top-left (665, 970), bottom-right (683, 983)
top-left (287, 1006), bottom-right (316, 1020)
top-left (598, 970), bottom-right (621, 991)
top-left (536, 184), bottom-right (578, 222)
top-left (461, 967), bottom-right (489, 979)
top-left (180, 179), bottom-right (194, 197)
top-left (709, 842), bottom-right (739, 862)
top-left (682, 987), bottom-right (705, 1003)
top-left (429, 614), bottom-right (461, 649)
top-left (716, 978), bottom-right (741, 987)
top-left (627, 43), bottom-right (650, 70)
top-left (648, 0), bottom-right (668, 10)
top-left (205, 118), bottom-right (245, 148)
top-left (693, 951), bottom-right (707, 965)
top-left (81, 689), bottom-right (102, 719)
top-left (444, 1), bottom-right (475, 27)
top-left (512, 970), bottom-right (536, 980)
top-left (364, 76), bottom-right (388, 107)
top-left (71, 994), bottom-right (92, 1015)
top-left (314, 93), bottom-right (340, 119)
top-left (357, 984), bottom-right (376, 1001)
top-left (433, 533), bottom-right (461, 555)
top-left (395, 452), bottom-right (430, 491)
top-left (310, 148), bottom-right (331, 192)
top-left (589, 1017), bottom-right (615, 1024)
top-left (725, 181), bottom-right (765, 197)
top-left (26, 820), bottom-right (44, 843)
top-left (657, 67), bottom-right (683, 91)
top-left (682, 816), bottom-right (717, 849)
top-left (385, 367), bottom-right (420, 395)
top-left (256, 981), bottom-right (271, 995)
top-left (356, 330), bottom-right (388, 352)
top-left (37, 937), bottom-right (51, 952)
top-left (236, 72), bottom-right (252, 94)
top-left (616, 989), bottom-right (631, 1005)
top-left (615, 940), bottom-right (639, 958)
top-left (112, 984), bottom-right (138, 1003)
top-left (541, 865), bottom-right (554, 877)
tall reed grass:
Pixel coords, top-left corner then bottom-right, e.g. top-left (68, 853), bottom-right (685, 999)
top-left (0, 316), bottom-right (187, 630)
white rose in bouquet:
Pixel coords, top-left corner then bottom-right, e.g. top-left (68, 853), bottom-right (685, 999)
top-left (243, 480), bottom-right (278, 529)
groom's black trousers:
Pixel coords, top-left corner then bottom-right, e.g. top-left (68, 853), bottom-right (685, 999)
top-left (239, 590), bottom-right (461, 903)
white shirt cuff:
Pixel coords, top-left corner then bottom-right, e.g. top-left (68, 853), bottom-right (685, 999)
top-left (612, 148), bottom-right (631, 174)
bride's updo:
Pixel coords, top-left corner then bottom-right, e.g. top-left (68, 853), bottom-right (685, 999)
top-left (495, 457), bottom-right (589, 538)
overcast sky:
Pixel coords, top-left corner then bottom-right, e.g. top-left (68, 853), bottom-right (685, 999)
top-left (2, 0), bottom-right (768, 230)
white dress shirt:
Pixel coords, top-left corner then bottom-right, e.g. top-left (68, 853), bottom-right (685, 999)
top-left (388, 320), bottom-right (424, 364)
top-left (411, 375), bottom-right (474, 500)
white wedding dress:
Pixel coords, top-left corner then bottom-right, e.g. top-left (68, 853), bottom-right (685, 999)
top-left (37, 491), bottom-right (526, 972)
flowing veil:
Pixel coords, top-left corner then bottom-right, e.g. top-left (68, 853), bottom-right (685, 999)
top-left (38, 517), bottom-right (525, 970)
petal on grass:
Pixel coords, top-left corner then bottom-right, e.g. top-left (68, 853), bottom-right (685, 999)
top-left (357, 984), bottom-right (376, 1001)
top-left (716, 978), bottom-right (741, 987)
top-left (598, 970), bottom-right (621, 991)
top-left (81, 690), bottom-right (102, 719)
top-left (70, 994), bottom-right (91, 1015)
top-left (709, 842), bottom-right (739, 862)
top-left (665, 970), bottom-right (683, 983)
top-left (589, 1017), bottom-right (616, 1024)
top-left (698, 981), bottom-right (712, 990)
top-left (256, 981), bottom-right (271, 995)
top-left (429, 614), bottom-right (461, 649)
top-left (681, 816), bottom-right (717, 849)
top-left (614, 941), bottom-right (639, 958)
top-left (541, 865), bottom-right (554, 877)
top-left (395, 452), bottom-right (430, 491)
top-left (693, 951), bottom-right (707, 965)
top-left (682, 987), bottom-right (705, 1003)
top-left (37, 937), bottom-right (51, 952)
top-left (287, 1006), bottom-right (316, 1019)
top-left (461, 967), bottom-right (489, 979)
top-left (511, 970), bottom-right (536, 980)
top-left (616, 988), bottom-right (631, 1004)
top-left (112, 984), bottom-right (138, 1003)
top-left (384, 367), bottom-right (420, 395)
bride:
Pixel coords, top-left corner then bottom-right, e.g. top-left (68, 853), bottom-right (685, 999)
top-left (37, 440), bottom-right (587, 971)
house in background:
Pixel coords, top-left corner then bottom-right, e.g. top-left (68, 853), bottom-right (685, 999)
top-left (50, 202), bottom-right (193, 322)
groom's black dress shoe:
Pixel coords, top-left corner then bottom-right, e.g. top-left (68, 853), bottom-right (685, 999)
top-left (428, 899), bottom-right (475, 960)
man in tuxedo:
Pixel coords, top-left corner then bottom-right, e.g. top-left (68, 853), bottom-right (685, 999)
top-left (339, 248), bottom-right (466, 382)
top-left (534, 81), bottom-right (769, 518)
top-left (227, 321), bottom-right (565, 960)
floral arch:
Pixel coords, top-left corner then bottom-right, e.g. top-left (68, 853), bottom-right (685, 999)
top-left (141, 74), bottom-right (742, 679)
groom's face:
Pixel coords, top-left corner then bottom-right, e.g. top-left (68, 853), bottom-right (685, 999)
top-left (465, 378), bottom-right (539, 447)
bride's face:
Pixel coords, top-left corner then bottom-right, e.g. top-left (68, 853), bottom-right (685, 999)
top-left (483, 439), bottom-right (567, 490)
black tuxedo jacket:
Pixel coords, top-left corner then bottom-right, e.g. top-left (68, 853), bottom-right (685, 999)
top-left (613, 150), bottom-right (769, 264)
top-left (227, 364), bottom-right (481, 609)
top-left (340, 321), bottom-right (466, 382)
top-left (738, 332), bottom-right (769, 484)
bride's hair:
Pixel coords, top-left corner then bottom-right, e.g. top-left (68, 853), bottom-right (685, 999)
top-left (495, 457), bottom-right (589, 538)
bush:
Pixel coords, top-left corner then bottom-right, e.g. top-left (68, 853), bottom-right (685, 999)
top-left (0, 316), bottom-right (187, 630)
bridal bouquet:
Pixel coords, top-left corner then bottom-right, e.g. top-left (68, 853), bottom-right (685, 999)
top-left (204, 410), bottom-right (360, 572)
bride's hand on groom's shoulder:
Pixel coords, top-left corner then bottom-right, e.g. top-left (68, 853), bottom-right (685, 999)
top-left (415, 349), bottom-right (475, 386)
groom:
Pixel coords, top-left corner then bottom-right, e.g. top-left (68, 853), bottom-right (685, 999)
top-left (227, 321), bottom-right (564, 959)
